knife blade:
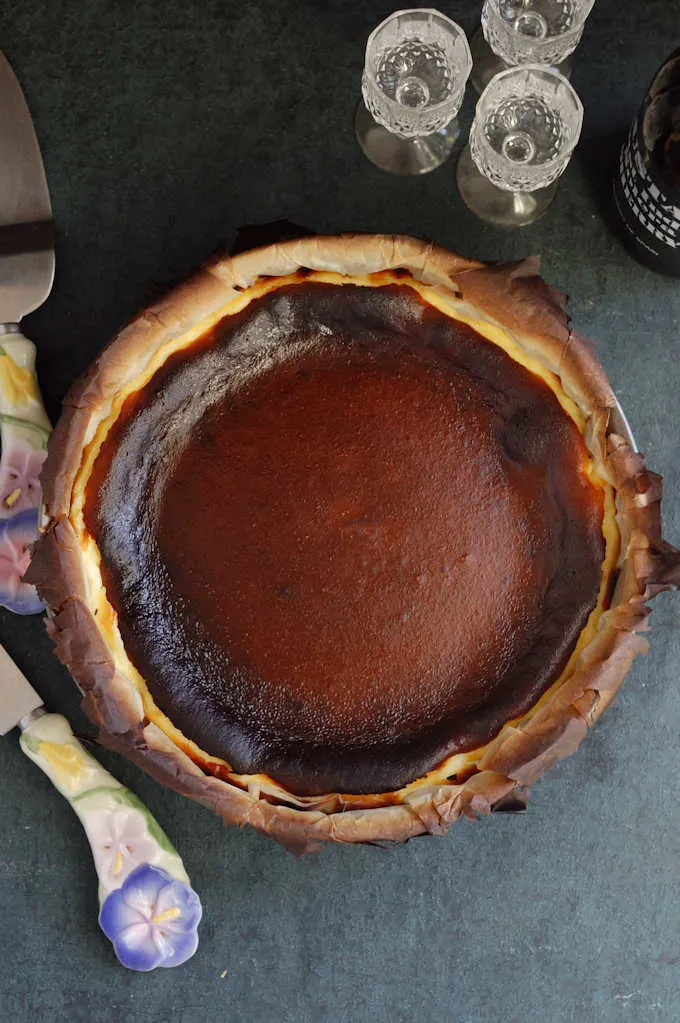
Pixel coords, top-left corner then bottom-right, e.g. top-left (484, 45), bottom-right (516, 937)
top-left (0, 51), bottom-right (54, 614)
top-left (0, 641), bottom-right (202, 969)
top-left (0, 641), bottom-right (42, 732)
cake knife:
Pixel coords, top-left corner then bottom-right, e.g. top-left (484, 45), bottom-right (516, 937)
top-left (0, 642), bottom-right (202, 969)
top-left (0, 50), bottom-right (54, 614)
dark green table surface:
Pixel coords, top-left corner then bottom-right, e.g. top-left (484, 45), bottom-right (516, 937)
top-left (0, 2), bottom-right (678, 1020)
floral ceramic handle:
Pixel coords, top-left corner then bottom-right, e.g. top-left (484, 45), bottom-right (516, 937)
top-left (0, 331), bottom-right (50, 614)
top-left (20, 710), bottom-right (202, 970)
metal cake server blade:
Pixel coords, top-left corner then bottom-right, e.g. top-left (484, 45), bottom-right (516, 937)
top-left (0, 51), bottom-right (54, 614)
top-left (0, 642), bottom-right (202, 969)
top-left (0, 51), bottom-right (54, 321)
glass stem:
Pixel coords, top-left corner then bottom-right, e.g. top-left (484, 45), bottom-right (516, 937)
top-left (355, 100), bottom-right (460, 176)
top-left (456, 143), bottom-right (559, 228)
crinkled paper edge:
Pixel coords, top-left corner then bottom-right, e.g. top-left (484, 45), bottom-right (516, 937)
top-left (27, 234), bottom-right (680, 854)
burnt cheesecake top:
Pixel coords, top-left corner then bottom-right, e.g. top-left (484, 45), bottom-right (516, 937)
top-left (86, 281), bottom-right (605, 796)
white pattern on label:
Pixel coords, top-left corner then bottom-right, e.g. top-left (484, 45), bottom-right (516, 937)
top-left (619, 128), bottom-right (680, 248)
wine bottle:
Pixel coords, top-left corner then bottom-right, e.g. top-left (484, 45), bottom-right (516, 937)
top-left (613, 48), bottom-right (680, 276)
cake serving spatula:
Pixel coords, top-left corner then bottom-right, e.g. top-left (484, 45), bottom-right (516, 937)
top-left (0, 49), bottom-right (54, 614)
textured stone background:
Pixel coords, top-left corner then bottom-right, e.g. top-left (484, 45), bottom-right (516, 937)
top-left (0, 1), bottom-right (678, 1020)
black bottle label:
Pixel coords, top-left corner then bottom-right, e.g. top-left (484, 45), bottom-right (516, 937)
top-left (613, 123), bottom-right (680, 276)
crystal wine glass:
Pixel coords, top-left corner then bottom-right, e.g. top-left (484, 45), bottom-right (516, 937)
top-left (470, 0), bottom-right (596, 95)
top-left (456, 65), bottom-right (583, 227)
top-left (356, 8), bottom-right (472, 175)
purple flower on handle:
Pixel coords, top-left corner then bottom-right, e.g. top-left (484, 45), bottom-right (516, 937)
top-left (99, 863), bottom-right (202, 971)
top-left (0, 507), bottom-right (43, 614)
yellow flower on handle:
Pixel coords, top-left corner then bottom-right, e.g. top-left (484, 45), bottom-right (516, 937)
top-left (35, 739), bottom-right (97, 794)
top-left (0, 348), bottom-right (40, 409)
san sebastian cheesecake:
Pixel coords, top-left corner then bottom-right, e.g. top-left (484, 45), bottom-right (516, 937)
top-left (28, 235), bottom-right (680, 852)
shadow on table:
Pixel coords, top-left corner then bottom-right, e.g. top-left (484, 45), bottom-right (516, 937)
top-left (229, 219), bottom-right (315, 255)
top-left (577, 130), bottom-right (628, 243)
